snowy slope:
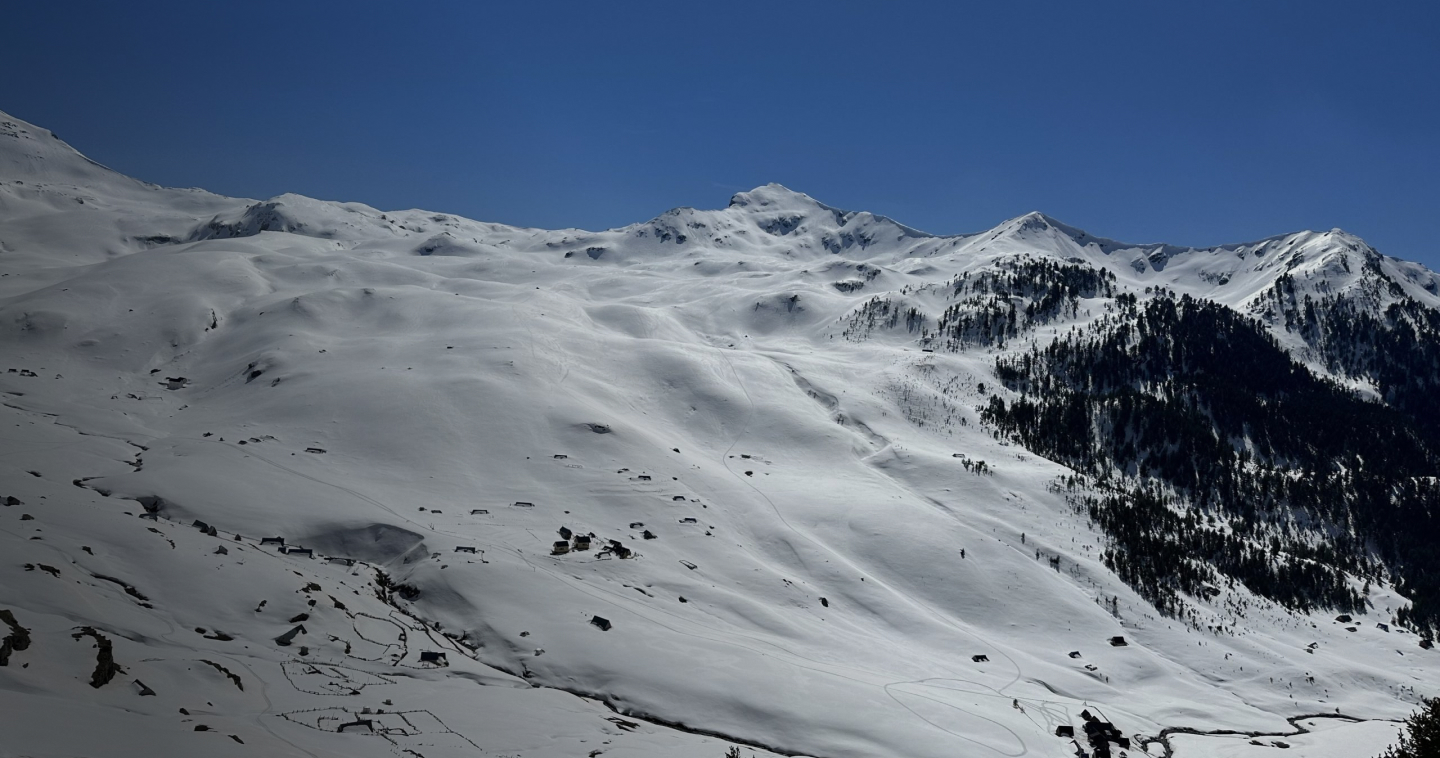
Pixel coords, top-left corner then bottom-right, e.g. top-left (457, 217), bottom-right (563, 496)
top-left (0, 108), bottom-right (1434, 758)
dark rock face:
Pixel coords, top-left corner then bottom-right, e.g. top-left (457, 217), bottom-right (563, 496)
top-left (0, 609), bottom-right (31, 665)
top-left (71, 627), bottom-right (122, 687)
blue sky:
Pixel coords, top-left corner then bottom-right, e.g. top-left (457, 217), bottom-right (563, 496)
top-left (4, 1), bottom-right (1438, 266)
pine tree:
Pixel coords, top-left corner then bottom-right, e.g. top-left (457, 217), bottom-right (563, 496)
top-left (1379, 697), bottom-right (1440, 758)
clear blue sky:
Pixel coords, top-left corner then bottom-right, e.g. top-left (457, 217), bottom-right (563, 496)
top-left (4, 1), bottom-right (1438, 266)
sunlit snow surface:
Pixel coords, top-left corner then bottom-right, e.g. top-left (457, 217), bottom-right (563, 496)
top-left (0, 109), bottom-right (1433, 758)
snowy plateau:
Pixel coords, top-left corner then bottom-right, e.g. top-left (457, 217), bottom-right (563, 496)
top-left (0, 108), bottom-right (1436, 758)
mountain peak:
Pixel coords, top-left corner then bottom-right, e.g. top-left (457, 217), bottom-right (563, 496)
top-left (727, 183), bottom-right (830, 211)
top-left (999, 210), bottom-right (1075, 236)
top-left (985, 210), bottom-right (1113, 251)
top-left (1014, 210), bottom-right (1055, 224)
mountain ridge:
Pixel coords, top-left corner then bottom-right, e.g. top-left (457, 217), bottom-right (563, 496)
top-left (8, 107), bottom-right (1428, 289)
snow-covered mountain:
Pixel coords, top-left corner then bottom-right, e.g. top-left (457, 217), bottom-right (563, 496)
top-left (1, 108), bottom-right (1435, 758)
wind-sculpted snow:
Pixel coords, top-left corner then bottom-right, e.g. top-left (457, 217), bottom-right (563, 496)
top-left (0, 108), bottom-right (1434, 758)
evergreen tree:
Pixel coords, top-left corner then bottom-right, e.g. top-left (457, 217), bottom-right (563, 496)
top-left (1379, 697), bottom-right (1440, 758)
